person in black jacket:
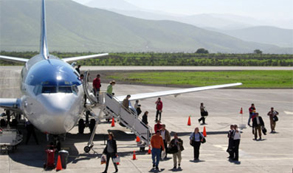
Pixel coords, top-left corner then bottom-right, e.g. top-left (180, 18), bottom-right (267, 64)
top-left (142, 111), bottom-right (149, 126)
top-left (227, 124), bottom-right (234, 159)
top-left (102, 132), bottom-right (118, 173)
top-left (252, 113), bottom-right (265, 141)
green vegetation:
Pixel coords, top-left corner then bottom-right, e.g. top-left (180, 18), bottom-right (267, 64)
top-left (1, 52), bottom-right (292, 66)
top-left (107, 71), bottom-right (293, 89)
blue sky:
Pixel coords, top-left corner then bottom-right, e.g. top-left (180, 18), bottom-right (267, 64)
top-left (73, 0), bottom-right (293, 20)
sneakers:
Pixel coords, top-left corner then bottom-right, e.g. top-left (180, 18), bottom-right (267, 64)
top-left (178, 164), bottom-right (181, 169)
top-left (156, 166), bottom-right (159, 170)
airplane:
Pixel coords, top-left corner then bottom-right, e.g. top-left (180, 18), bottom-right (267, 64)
top-left (0, 0), bottom-right (242, 151)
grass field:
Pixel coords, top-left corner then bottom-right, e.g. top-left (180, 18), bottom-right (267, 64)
top-left (108, 70), bottom-right (293, 88)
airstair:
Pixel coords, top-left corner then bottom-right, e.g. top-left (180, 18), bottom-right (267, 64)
top-left (82, 71), bottom-right (152, 149)
top-left (103, 94), bottom-right (152, 146)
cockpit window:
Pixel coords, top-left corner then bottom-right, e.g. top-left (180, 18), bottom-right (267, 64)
top-left (58, 86), bottom-right (72, 93)
top-left (42, 86), bottom-right (57, 93)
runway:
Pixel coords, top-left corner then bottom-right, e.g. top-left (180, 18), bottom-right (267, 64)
top-left (0, 66), bottom-right (292, 173)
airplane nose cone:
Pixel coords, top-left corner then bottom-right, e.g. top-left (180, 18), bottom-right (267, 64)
top-left (30, 94), bottom-right (82, 134)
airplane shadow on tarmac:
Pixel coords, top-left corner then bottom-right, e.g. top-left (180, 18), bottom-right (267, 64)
top-left (7, 126), bottom-right (138, 169)
top-left (7, 124), bottom-right (229, 169)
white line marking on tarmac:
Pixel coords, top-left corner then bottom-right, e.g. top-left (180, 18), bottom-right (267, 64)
top-left (284, 111), bottom-right (293, 115)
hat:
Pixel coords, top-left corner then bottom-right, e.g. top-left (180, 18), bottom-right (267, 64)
top-left (110, 80), bottom-right (116, 84)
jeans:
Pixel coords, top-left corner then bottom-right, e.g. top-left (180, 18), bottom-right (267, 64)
top-left (152, 148), bottom-right (161, 167)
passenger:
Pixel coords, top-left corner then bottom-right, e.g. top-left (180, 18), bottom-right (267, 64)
top-left (227, 124), bottom-right (235, 159)
top-left (232, 125), bottom-right (241, 162)
top-left (134, 100), bottom-right (139, 109)
top-left (155, 98), bottom-right (163, 122)
top-left (248, 103), bottom-right (256, 127)
top-left (198, 103), bottom-right (207, 124)
top-left (79, 74), bottom-right (84, 82)
top-left (189, 127), bottom-right (204, 161)
top-left (107, 80), bottom-right (115, 97)
top-left (160, 124), bottom-right (171, 159)
top-left (142, 111), bottom-right (149, 126)
top-left (140, 111), bottom-right (149, 152)
top-left (267, 107), bottom-right (279, 133)
top-left (102, 132), bottom-right (118, 173)
top-left (122, 95), bottom-right (131, 111)
top-left (25, 120), bottom-right (39, 145)
top-left (92, 74), bottom-right (101, 99)
top-left (154, 120), bottom-right (162, 133)
top-left (151, 130), bottom-right (165, 171)
top-left (136, 104), bottom-right (142, 116)
top-left (169, 132), bottom-right (184, 169)
top-left (252, 113), bottom-right (265, 140)
top-left (75, 65), bottom-right (81, 74)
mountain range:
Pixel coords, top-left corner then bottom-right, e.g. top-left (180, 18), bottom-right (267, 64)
top-left (0, 0), bottom-right (292, 54)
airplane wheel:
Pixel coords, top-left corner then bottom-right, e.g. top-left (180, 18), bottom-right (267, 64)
top-left (84, 146), bottom-right (91, 153)
top-left (78, 119), bottom-right (85, 134)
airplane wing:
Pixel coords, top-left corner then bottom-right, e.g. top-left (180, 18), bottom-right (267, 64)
top-left (0, 55), bottom-right (28, 63)
top-left (115, 83), bottom-right (242, 101)
top-left (62, 53), bottom-right (109, 63)
top-left (0, 98), bottom-right (22, 113)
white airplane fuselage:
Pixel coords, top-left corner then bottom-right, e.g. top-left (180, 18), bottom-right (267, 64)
top-left (20, 54), bottom-right (84, 134)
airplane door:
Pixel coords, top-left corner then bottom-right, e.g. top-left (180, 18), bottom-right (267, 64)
top-left (82, 71), bottom-right (98, 105)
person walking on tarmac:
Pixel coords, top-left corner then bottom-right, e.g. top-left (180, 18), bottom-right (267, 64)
top-left (160, 124), bottom-right (171, 159)
top-left (25, 119), bottom-right (39, 145)
top-left (267, 107), bottom-right (279, 133)
top-left (248, 103), bottom-right (256, 127)
top-left (151, 130), bottom-right (165, 171)
top-left (155, 98), bottom-right (163, 122)
top-left (198, 103), bottom-right (207, 124)
top-left (189, 127), bottom-right (205, 161)
top-left (252, 113), bottom-right (265, 141)
top-left (102, 132), bottom-right (118, 173)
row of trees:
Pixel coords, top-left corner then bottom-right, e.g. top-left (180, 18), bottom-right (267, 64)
top-left (0, 51), bottom-right (292, 66)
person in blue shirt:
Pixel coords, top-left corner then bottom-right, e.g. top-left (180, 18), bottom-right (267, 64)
top-left (189, 127), bottom-right (204, 161)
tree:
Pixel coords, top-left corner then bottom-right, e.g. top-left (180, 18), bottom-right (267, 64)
top-left (254, 49), bottom-right (262, 54)
top-left (196, 48), bottom-right (209, 54)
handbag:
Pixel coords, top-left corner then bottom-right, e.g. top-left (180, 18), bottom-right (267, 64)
top-left (262, 126), bottom-right (267, 135)
top-left (101, 154), bottom-right (107, 164)
top-left (190, 132), bottom-right (195, 146)
top-left (203, 111), bottom-right (208, 116)
top-left (273, 116), bottom-right (278, 122)
top-left (167, 146), bottom-right (178, 154)
top-left (113, 156), bottom-right (120, 163)
top-left (200, 133), bottom-right (206, 144)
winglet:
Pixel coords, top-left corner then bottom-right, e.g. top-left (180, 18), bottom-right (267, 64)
top-left (40, 0), bottom-right (49, 59)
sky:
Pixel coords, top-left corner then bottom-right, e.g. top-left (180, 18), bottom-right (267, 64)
top-left (73, 0), bottom-right (293, 20)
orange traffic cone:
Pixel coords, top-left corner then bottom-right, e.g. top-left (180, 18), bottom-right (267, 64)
top-left (111, 117), bottom-right (115, 127)
top-left (56, 155), bottom-right (62, 171)
top-left (148, 145), bottom-right (151, 154)
top-left (203, 126), bottom-right (207, 137)
top-left (136, 136), bottom-right (140, 142)
top-left (132, 151), bottom-right (136, 160)
top-left (187, 115), bottom-right (191, 126)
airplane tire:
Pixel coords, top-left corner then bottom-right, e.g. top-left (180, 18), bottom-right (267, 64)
top-left (84, 146), bottom-right (90, 153)
top-left (89, 119), bottom-right (96, 134)
top-left (78, 119), bottom-right (85, 134)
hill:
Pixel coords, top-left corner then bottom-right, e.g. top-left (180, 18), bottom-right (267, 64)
top-left (0, 0), bottom-right (291, 53)
top-left (211, 26), bottom-right (293, 47)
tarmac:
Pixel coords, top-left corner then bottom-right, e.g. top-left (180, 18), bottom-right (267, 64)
top-left (0, 66), bottom-right (293, 173)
